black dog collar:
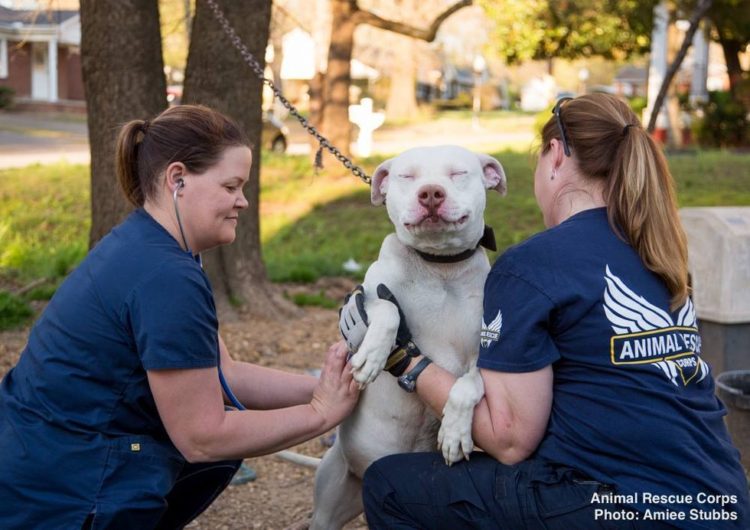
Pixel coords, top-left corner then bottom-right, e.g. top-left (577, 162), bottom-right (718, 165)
top-left (414, 225), bottom-right (497, 264)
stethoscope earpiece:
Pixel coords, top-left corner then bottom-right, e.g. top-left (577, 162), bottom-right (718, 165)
top-left (172, 178), bottom-right (193, 257)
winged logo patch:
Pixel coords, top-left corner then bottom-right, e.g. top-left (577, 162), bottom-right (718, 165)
top-left (603, 265), bottom-right (708, 387)
top-left (480, 309), bottom-right (503, 348)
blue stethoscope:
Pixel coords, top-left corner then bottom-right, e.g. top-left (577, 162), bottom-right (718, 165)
top-left (173, 179), bottom-right (246, 411)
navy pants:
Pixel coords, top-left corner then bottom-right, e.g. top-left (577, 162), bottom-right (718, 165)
top-left (155, 459), bottom-right (242, 529)
top-left (82, 459), bottom-right (241, 530)
top-left (363, 452), bottom-right (677, 530)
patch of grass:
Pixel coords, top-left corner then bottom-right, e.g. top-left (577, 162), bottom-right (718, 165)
top-left (260, 150), bottom-right (544, 280)
top-left (668, 151), bottom-right (750, 205)
top-left (0, 290), bottom-right (34, 331)
top-left (262, 149), bottom-right (750, 281)
top-left (2, 149), bottom-right (750, 290)
top-left (289, 291), bottom-right (339, 309)
top-left (0, 162), bottom-right (89, 282)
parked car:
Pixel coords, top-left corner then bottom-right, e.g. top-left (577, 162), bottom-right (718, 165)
top-left (262, 113), bottom-right (289, 154)
top-left (166, 87), bottom-right (288, 153)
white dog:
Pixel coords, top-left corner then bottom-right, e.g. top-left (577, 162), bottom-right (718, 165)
top-left (310, 145), bottom-right (507, 529)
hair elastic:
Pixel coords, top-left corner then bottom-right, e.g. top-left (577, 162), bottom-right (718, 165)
top-left (141, 119), bottom-right (150, 134)
top-left (622, 123), bottom-right (636, 136)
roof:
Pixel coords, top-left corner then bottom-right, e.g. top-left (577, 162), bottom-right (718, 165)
top-left (0, 5), bottom-right (78, 26)
top-left (614, 65), bottom-right (648, 83)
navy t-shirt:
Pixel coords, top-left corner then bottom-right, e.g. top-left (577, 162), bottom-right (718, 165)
top-left (478, 207), bottom-right (749, 528)
top-left (0, 209), bottom-right (219, 528)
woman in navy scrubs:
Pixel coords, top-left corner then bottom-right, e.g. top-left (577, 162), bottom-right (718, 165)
top-left (345, 94), bottom-right (748, 529)
top-left (0, 104), bottom-right (359, 529)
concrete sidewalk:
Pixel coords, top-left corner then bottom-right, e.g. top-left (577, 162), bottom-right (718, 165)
top-left (0, 110), bottom-right (89, 168)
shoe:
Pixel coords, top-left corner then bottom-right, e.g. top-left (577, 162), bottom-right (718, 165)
top-left (230, 462), bottom-right (257, 486)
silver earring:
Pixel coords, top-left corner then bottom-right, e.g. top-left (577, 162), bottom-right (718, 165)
top-left (551, 169), bottom-right (557, 180)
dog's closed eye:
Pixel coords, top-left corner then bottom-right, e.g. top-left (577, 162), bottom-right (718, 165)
top-left (449, 170), bottom-right (468, 178)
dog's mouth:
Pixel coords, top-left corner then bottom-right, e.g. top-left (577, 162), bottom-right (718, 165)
top-left (404, 214), bottom-right (469, 232)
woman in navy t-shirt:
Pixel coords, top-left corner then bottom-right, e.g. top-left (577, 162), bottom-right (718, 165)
top-left (356, 94), bottom-right (749, 529)
top-left (0, 105), bottom-right (359, 529)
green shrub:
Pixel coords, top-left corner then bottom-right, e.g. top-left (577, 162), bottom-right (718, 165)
top-left (0, 86), bottom-right (14, 109)
top-left (694, 91), bottom-right (749, 148)
top-left (26, 283), bottom-right (58, 301)
top-left (0, 290), bottom-right (33, 331)
top-left (628, 96), bottom-right (648, 117)
top-left (433, 92), bottom-right (473, 110)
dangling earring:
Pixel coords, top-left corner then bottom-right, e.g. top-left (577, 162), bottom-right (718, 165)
top-left (551, 168), bottom-right (557, 180)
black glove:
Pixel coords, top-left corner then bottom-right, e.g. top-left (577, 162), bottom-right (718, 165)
top-left (376, 284), bottom-right (422, 377)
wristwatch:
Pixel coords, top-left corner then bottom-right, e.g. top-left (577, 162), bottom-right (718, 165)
top-left (397, 357), bottom-right (433, 392)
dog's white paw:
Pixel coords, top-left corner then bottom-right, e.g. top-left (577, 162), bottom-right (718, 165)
top-left (349, 333), bottom-right (391, 386)
top-left (437, 365), bottom-right (484, 465)
top-left (349, 346), bottom-right (388, 386)
top-left (438, 402), bottom-right (475, 465)
top-left (348, 298), bottom-right (400, 387)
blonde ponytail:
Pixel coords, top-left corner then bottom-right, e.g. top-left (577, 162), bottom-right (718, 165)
top-left (609, 124), bottom-right (689, 309)
top-left (541, 93), bottom-right (689, 309)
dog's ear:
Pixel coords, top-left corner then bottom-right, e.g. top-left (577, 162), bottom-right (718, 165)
top-left (371, 158), bottom-right (392, 205)
top-left (477, 154), bottom-right (507, 196)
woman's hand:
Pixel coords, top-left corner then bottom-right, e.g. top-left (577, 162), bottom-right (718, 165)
top-left (310, 341), bottom-right (360, 429)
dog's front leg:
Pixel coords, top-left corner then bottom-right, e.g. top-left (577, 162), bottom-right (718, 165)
top-left (349, 298), bottom-right (399, 386)
top-left (438, 361), bottom-right (485, 465)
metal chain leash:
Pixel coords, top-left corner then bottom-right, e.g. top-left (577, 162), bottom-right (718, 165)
top-left (204, 0), bottom-right (371, 185)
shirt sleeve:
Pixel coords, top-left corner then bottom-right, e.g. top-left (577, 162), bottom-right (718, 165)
top-left (478, 269), bottom-right (560, 373)
top-left (125, 263), bottom-right (219, 370)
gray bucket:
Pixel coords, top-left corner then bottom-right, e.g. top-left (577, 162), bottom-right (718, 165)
top-left (716, 370), bottom-right (750, 471)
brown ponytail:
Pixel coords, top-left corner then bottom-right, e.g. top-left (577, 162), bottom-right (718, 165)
top-left (541, 93), bottom-right (689, 309)
top-left (115, 120), bottom-right (149, 207)
top-left (114, 105), bottom-right (249, 208)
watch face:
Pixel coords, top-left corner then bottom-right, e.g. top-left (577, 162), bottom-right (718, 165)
top-left (397, 375), bottom-right (416, 392)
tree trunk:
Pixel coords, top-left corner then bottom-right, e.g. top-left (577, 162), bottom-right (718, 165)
top-left (318, 0), bottom-right (472, 166)
top-left (716, 28), bottom-right (744, 98)
top-left (183, 0), bottom-right (297, 319)
top-left (320, 0), bottom-right (357, 163)
top-left (80, 0), bottom-right (167, 247)
top-left (386, 36), bottom-right (419, 121)
top-left (308, 70), bottom-right (327, 154)
top-left (270, 27), bottom-right (285, 117)
top-left (647, 0), bottom-right (713, 133)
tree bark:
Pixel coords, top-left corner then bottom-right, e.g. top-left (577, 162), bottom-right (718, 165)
top-left (183, 0), bottom-right (297, 319)
top-left (647, 0), bottom-right (713, 133)
top-left (319, 0), bottom-right (357, 165)
top-left (319, 0), bottom-right (472, 162)
top-left (716, 27), bottom-right (744, 98)
top-left (80, 0), bottom-right (167, 247)
top-left (386, 35), bottom-right (419, 121)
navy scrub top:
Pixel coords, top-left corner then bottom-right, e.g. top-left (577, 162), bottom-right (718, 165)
top-left (0, 208), bottom-right (220, 528)
top-left (478, 208), bottom-right (749, 527)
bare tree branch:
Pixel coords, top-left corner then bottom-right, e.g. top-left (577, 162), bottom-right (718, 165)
top-left (352, 0), bottom-right (473, 42)
top-left (647, 0), bottom-right (713, 133)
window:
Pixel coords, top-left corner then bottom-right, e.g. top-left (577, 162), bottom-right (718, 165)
top-left (0, 38), bottom-right (7, 79)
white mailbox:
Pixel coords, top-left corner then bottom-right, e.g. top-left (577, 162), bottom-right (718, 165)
top-left (680, 207), bottom-right (750, 324)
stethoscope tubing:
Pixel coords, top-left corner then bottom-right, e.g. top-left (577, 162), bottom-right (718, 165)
top-left (173, 182), bottom-right (245, 411)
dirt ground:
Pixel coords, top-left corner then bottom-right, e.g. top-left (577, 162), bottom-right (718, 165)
top-left (0, 277), bottom-right (368, 530)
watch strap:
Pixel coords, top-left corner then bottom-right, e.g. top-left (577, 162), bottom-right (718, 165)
top-left (397, 356), bottom-right (432, 392)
